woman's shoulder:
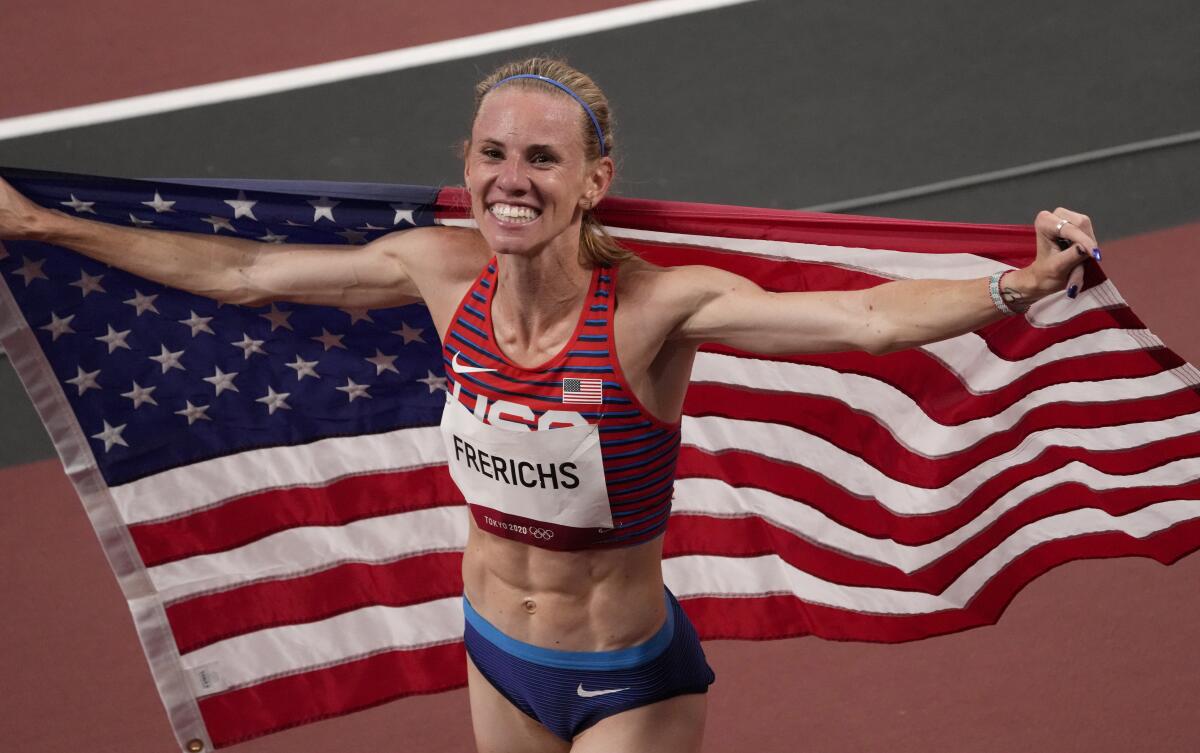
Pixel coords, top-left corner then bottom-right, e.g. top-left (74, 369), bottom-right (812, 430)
top-left (378, 224), bottom-right (491, 284)
top-left (616, 255), bottom-right (728, 308)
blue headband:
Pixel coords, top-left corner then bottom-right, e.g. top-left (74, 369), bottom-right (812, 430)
top-left (491, 74), bottom-right (608, 157)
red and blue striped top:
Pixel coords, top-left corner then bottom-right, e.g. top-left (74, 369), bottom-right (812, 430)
top-left (441, 256), bottom-right (681, 550)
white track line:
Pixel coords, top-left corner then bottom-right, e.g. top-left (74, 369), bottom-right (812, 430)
top-left (803, 129), bottom-right (1200, 212)
top-left (0, 0), bottom-right (758, 142)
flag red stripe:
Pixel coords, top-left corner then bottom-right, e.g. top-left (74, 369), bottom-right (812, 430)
top-left (665, 476), bottom-right (1200, 590)
top-left (676, 429), bottom-right (1200, 543)
top-left (436, 187), bottom-right (1038, 261)
top-left (168, 552), bottom-right (465, 654)
top-left (199, 641), bottom-right (467, 749)
top-left (132, 465), bottom-right (464, 567)
top-left (764, 347), bottom-right (1190, 425)
top-left (680, 517), bottom-right (1200, 643)
top-left (684, 381), bottom-right (1200, 481)
top-left (166, 471), bottom-right (1200, 653)
top-left (130, 386), bottom-right (1199, 567)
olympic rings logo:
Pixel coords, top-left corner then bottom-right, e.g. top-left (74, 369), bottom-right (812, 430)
top-left (530, 527), bottom-right (555, 540)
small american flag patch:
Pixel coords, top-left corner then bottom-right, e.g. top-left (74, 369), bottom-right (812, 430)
top-left (562, 378), bottom-right (603, 404)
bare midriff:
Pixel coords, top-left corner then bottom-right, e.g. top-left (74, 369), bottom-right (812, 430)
top-left (461, 515), bottom-right (668, 652)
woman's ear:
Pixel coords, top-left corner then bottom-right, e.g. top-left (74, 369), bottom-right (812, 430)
top-left (583, 155), bottom-right (615, 208)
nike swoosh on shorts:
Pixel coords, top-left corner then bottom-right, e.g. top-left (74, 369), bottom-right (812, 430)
top-left (576, 683), bottom-right (631, 698)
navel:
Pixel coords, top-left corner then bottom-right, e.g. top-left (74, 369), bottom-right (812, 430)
top-left (521, 597), bottom-right (538, 614)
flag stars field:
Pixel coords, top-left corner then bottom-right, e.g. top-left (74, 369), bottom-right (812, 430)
top-left (417, 370), bottom-right (447, 393)
top-left (336, 378), bottom-right (371, 402)
top-left (13, 256), bottom-right (48, 286)
top-left (141, 191), bottom-right (176, 213)
top-left (70, 270), bottom-right (105, 296)
top-left (149, 345), bottom-right (186, 373)
top-left (224, 190), bottom-right (258, 220)
top-left (342, 307), bottom-right (374, 325)
top-left (179, 311), bottom-right (215, 336)
top-left (60, 194), bottom-right (96, 214)
top-left (311, 328), bottom-right (346, 351)
top-left (90, 420), bottom-right (128, 452)
top-left (308, 197), bottom-right (339, 223)
top-left (128, 213), bottom-right (155, 228)
top-left (202, 215), bottom-right (237, 234)
top-left (391, 204), bottom-right (416, 226)
top-left (65, 366), bottom-right (101, 395)
top-left (41, 312), bottom-right (76, 340)
top-left (124, 290), bottom-right (160, 315)
top-left (95, 325), bottom-right (133, 353)
top-left (286, 355), bottom-right (320, 380)
top-left (260, 304), bottom-right (293, 331)
top-left (256, 386), bottom-right (291, 414)
top-left (393, 321), bottom-right (424, 344)
top-left (232, 334), bottom-right (266, 358)
top-left (203, 366), bottom-right (238, 395)
top-left (366, 349), bottom-right (399, 375)
top-left (121, 381), bottom-right (158, 408)
top-left (175, 401), bottom-right (212, 425)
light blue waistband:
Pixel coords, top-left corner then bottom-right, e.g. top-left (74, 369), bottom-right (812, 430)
top-left (462, 589), bottom-right (675, 670)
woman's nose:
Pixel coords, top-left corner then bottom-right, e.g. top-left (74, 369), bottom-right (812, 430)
top-left (495, 158), bottom-right (529, 192)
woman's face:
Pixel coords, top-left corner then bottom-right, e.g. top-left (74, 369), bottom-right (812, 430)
top-left (464, 87), bottom-right (612, 259)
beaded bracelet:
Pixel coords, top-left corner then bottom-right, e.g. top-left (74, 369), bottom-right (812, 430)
top-left (988, 270), bottom-right (1029, 315)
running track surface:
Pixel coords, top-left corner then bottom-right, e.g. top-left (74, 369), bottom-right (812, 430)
top-left (1, 2), bottom-right (1198, 752)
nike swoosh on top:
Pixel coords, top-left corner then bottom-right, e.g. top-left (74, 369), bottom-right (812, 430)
top-left (576, 683), bottom-right (631, 698)
top-left (452, 351), bottom-right (498, 374)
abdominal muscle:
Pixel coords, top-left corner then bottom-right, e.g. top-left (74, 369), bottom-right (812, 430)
top-left (461, 514), bottom-right (668, 651)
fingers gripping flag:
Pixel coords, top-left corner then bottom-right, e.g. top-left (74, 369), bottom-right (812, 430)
top-left (3, 167), bottom-right (1200, 751)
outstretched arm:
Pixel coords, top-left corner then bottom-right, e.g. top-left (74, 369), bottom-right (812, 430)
top-left (672, 209), bottom-right (1101, 356)
top-left (0, 176), bottom-right (431, 308)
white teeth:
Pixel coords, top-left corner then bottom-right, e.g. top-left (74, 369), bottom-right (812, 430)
top-left (489, 203), bottom-right (540, 223)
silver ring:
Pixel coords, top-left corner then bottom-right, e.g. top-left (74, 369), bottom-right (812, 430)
top-left (1054, 217), bottom-right (1072, 236)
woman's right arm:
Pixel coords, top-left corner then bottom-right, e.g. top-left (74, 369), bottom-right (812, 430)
top-left (0, 176), bottom-right (434, 308)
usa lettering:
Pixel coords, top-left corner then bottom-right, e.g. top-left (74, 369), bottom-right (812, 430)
top-left (450, 383), bottom-right (587, 431)
top-left (453, 434), bottom-right (580, 490)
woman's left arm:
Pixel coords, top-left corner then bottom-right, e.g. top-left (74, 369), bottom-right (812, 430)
top-left (672, 208), bottom-right (1100, 356)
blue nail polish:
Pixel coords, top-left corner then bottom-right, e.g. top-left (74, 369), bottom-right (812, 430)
top-left (1092, 247), bottom-right (1102, 261)
top-left (1067, 285), bottom-right (1078, 299)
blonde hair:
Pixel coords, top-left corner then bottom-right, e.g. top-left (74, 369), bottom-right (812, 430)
top-left (471, 57), bottom-right (633, 268)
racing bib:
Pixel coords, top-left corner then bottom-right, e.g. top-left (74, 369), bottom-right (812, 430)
top-left (438, 396), bottom-right (613, 529)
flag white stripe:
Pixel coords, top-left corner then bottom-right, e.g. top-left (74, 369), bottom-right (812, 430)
top-left (663, 498), bottom-right (1200, 612)
top-left (681, 410), bottom-right (1200, 515)
top-left (919, 328), bottom-right (1167, 393)
top-left (181, 597), bottom-right (464, 698)
top-left (114, 425), bottom-right (446, 525)
top-left (179, 497), bottom-right (1200, 697)
top-left (150, 506), bottom-right (467, 601)
top-left (148, 440), bottom-right (1200, 606)
top-left (116, 333), bottom-right (1191, 525)
top-left (674, 452), bottom-right (1200, 571)
top-left (607, 226), bottom-right (1010, 280)
top-left (693, 352), bottom-right (1195, 456)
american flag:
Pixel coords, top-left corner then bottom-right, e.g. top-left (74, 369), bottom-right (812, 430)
top-left (562, 376), bottom-right (603, 404)
top-left (3, 167), bottom-right (1199, 751)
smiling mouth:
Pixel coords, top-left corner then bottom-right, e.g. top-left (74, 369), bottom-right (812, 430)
top-left (488, 202), bottom-right (541, 224)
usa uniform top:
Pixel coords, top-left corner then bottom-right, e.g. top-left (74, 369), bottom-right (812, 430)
top-left (438, 257), bottom-right (681, 551)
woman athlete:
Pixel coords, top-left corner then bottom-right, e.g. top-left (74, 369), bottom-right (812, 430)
top-left (0, 58), bottom-right (1100, 753)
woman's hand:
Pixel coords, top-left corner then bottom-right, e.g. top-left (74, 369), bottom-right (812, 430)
top-left (0, 176), bottom-right (52, 241)
top-left (1020, 208), bottom-right (1102, 300)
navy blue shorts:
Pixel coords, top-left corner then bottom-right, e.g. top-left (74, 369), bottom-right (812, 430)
top-left (462, 587), bottom-right (716, 742)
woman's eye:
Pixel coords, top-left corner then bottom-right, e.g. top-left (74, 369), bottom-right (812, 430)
top-left (482, 148), bottom-right (502, 159)
top-left (531, 153), bottom-right (554, 164)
